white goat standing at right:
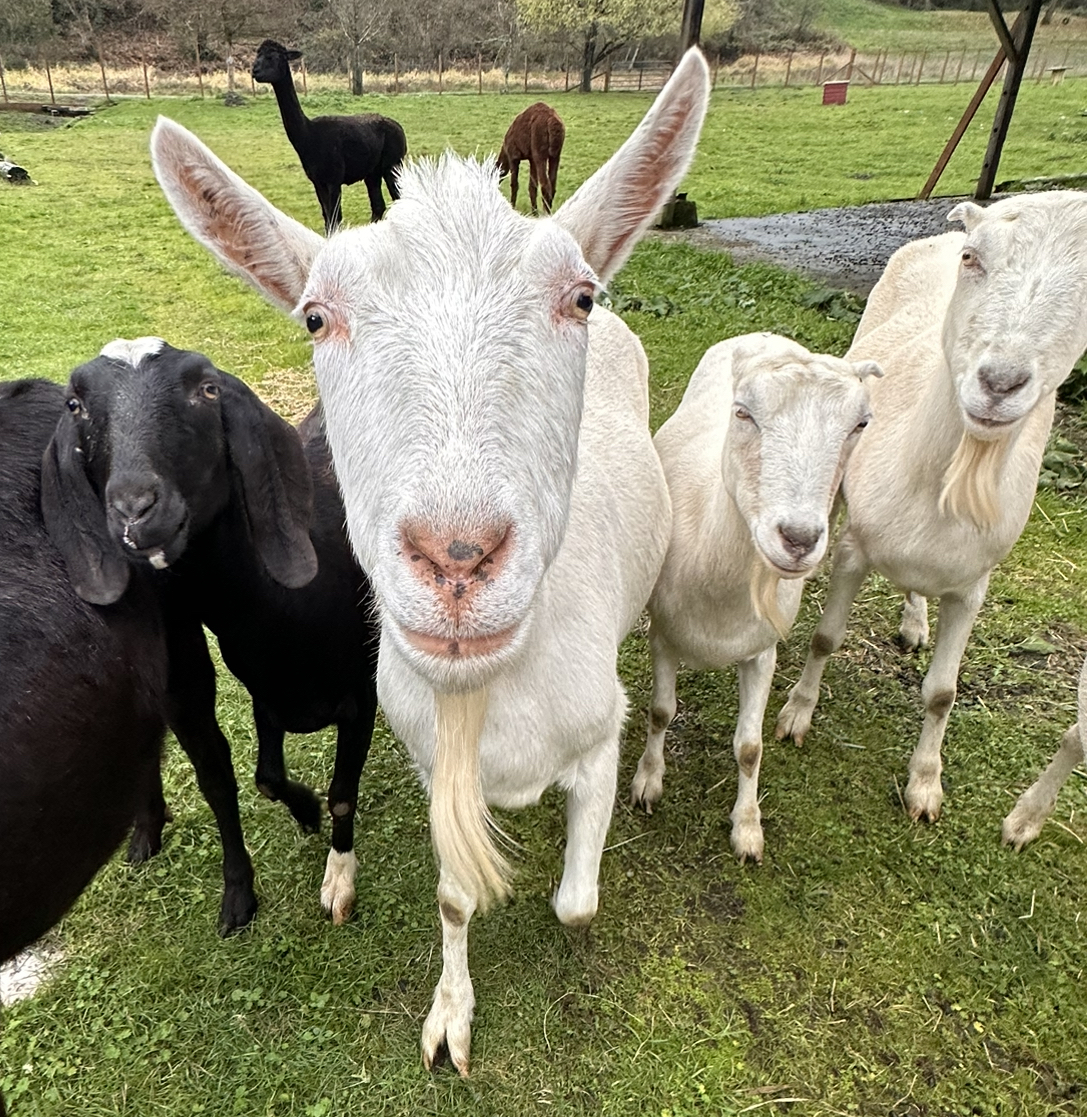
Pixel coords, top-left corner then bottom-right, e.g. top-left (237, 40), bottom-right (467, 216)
top-left (631, 334), bottom-right (879, 863)
top-left (1002, 653), bottom-right (1087, 849)
top-left (776, 191), bottom-right (1087, 824)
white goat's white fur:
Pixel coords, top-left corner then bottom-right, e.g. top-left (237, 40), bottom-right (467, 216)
top-left (150, 47), bottom-right (711, 1075)
top-left (632, 334), bottom-right (878, 862)
top-left (776, 191), bottom-right (1087, 824)
top-left (1002, 652), bottom-right (1087, 850)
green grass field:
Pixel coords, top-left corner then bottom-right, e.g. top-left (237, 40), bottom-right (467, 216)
top-left (1, 76), bottom-right (1086, 1116)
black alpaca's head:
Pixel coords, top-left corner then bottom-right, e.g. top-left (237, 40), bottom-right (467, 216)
top-left (252, 39), bottom-right (302, 85)
top-left (42, 338), bottom-right (317, 604)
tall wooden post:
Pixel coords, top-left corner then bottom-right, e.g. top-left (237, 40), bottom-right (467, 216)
top-left (0, 54), bottom-right (8, 103)
top-left (915, 50), bottom-right (926, 84)
top-left (750, 50), bottom-right (759, 89)
top-left (194, 31), bottom-right (204, 97)
top-left (816, 51), bottom-right (825, 85)
top-left (478, 51), bottom-right (482, 94)
top-left (96, 41), bottom-right (112, 103)
top-left (394, 53), bottom-right (399, 93)
top-left (45, 56), bottom-right (57, 104)
top-left (301, 57), bottom-right (308, 95)
top-left (784, 50), bottom-right (793, 88)
top-left (524, 53), bottom-right (529, 93)
top-left (438, 50), bottom-right (443, 94)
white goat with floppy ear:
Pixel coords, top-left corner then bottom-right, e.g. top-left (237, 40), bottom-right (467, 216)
top-left (776, 191), bottom-right (1087, 825)
top-left (632, 333), bottom-right (879, 862)
top-left (1003, 652), bottom-right (1087, 850)
top-left (150, 49), bottom-right (710, 1075)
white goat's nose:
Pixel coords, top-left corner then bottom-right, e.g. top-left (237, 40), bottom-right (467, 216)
top-left (401, 522), bottom-right (512, 615)
top-left (978, 363), bottom-right (1030, 397)
top-left (777, 521), bottom-right (823, 560)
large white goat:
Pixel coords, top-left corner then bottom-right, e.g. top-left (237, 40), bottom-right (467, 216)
top-left (1002, 653), bottom-right (1087, 850)
top-left (776, 191), bottom-right (1087, 824)
top-left (151, 50), bottom-right (710, 1074)
top-left (632, 333), bottom-right (879, 862)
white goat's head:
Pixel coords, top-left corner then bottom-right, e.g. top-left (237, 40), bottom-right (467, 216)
top-left (944, 191), bottom-right (1087, 439)
top-left (151, 51), bottom-right (710, 693)
top-left (724, 334), bottom-right (879, 578)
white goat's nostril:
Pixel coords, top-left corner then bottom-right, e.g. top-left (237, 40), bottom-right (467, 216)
top-left (978, 365), bottom-right (1030, 397)
top-left (778, 523), bottom-right (823, 558)
top-left (402, 524), bottom-right (512, 591)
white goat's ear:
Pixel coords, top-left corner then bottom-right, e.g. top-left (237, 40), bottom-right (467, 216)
top-left (150, 116), bottom-right (323, 312)
top-left (553, 48), bottom-right (710, 284)
top-left (947, 200), bottom-right (985, 230)
top-left (852, 359), bottom-right (884, 380)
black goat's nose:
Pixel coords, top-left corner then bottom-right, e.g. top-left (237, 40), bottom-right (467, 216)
top-left (978, 364), bottom-right (1030, 397)
top-left (111, 487), bottom-right (158, 523)
top-left (778, 523), bottom-right (823, 559)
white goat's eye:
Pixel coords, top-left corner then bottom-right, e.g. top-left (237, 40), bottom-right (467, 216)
top-left (306, 312), bottom-right (326, 336)
top-left (961, 249), bottom-right (980, 268)
top-left (566, 286), bottom-right (595, 323)
top-left (854, 417), bottom-right (870, 432)
top-left (734, 405), bottom-right (753, 422)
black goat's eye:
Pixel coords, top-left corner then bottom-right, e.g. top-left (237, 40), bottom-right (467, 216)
top-left (200, 382), bottom-right (220, 401)
top-left (66, 397), bottom-right (82, 414)
top-left (576, 292), bottom-right (594, 313)
top-left (306, 312), bottom-right (325, 335)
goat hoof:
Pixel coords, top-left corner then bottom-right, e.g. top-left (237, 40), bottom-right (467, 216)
top-left (126, 829), bottom-right (162, 864)
top-left (218, 890), bottom-right (259, 936)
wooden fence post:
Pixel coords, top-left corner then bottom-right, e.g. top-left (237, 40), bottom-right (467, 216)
top-left (394, 53), bottom-right (399, 93)
top-left (478, 51), bottom-right (482, 94)
top-left (45, 56), bottom-right (57, 103)
top-left (301, 57), bottom-right (308, 95)
top-left (564, 56), bottom-right (570, 91)
top-left (895, 52), bottom-right (905, 84)
top-left (816, 51), bottom-right (825, 85)
top-left (712, 51), bottom-right (720, 89)
top-left (846, 47), bottom-right (855, 81)
top-left (96, 42), bottom-right (112, 103)
top-left (915, 50), bottom-right (926, 84)
top-left (438, 50), bottom-right (443, 93)
top-left (955, 47), bottom-right (965, 84)
top-left (524, 53), bottom-right (529, 93)
top-left (940, 50), bottom-right (950, 83)
top-left (194, 32), bottom-right (204, 97)
top-left (0, 54), bottom-right (7, 103)
top-left (751, 50), bottom-right (759, 89)
top-left (784, 50), bottom-right (793, 87)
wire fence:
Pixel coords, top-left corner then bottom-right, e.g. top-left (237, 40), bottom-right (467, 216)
top-left (1, 40), bottom-right (1085, 106)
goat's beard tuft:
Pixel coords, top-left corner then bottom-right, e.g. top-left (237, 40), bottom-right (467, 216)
top-left (749, 561), bottom-right (789, 639)
top-left (938, 433), bottom-right (1009, 531)
top-left (430, 688), bottom-right (512, 913)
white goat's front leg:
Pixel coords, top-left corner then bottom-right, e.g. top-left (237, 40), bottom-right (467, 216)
top-left (631, 625), bottom-right (679, 811)
top-left (1003, 722), bottom-right (1084, 851)
top-left (554, 731), bottom-right (620, 927)
top-left (899, 592), bottom-right (930, 651)
top-left (731, 646), bottom-right (776, 864)
top-left (421, 868), bottom-right (477, 1077)
top-left (776, 535), bottom-right (870, 744)
top-left (905, 575), bottom-right (988, 822)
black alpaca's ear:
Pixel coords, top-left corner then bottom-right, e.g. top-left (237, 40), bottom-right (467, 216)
top-left (41, 416), bottom-right (131, 606)
top-left (218, 374), bottom-right (318, 589)
top-left (287, 50), bottom-right (303, 62)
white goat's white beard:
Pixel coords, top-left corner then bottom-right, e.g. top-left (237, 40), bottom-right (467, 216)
top-left (749, 560), bottom-right (788, 638)
top-left (938, 433), bottom-right (1009, 531)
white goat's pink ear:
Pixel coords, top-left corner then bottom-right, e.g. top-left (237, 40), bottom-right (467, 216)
top-left (947, 200), bottom-right (985, 230)
top-left (553, 48), bottom-right (711, 284)
top-left (150, 116), bottom-right (323, 312)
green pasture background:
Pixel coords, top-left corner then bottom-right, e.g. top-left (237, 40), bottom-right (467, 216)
top-left (1, 71), bottom-right (1086, 1117)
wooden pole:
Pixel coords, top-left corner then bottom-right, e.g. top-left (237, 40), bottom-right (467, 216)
top-left (712, 51), bottom-right (720, 89)
top-left (141, 56), bottom-right (150, 99)
top-left (301, 57), bottom-right (308, 95)
top-left (45, 56), bottom-right (56, 104)
top-left (915, 50), bottom-right (926, 84)
top-left (895, 52), bottom-right (905, 84)
top-left (750, 50), bottom-right (759, 89)
top-left (784, 50), bottom-right (793, 88)
top-left (604, 54), bottom-right (612, 92)
top-left (1035, 50), bottom-right (1045, 83)
top-left (524, 53), bottom-right (529, 93)
top-left (846, 47), bottom-right (856, 81)
top-left (955, 47), bottom-right (965, 85)
top-left (564, 56), bottom-right (570, 92)
top-left (194, 31), bottom-right (204, 97)
top-left (940, 49), bottom-right (950, 83)
top-left (438, 50), bottom-right (443, 94)
top-left (394, 53), bottom-right (399, 93)
top-left (478, 51), bottom-right (482, 94)
top-left (0, 54), bottom-right (7, 103)
top-left (816, 51), bottom-right (825, 85)
top-left (96, 42), bottom-right (112, 104)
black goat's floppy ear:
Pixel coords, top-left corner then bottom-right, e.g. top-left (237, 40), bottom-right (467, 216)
top-left (41, 416), bottom-right (131, 606)
top-left (219, 374), bottom-right (319, 589)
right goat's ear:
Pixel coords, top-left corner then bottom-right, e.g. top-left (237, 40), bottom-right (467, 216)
top-left (553, 48), bottom-right (711, 284)
top-left (150, 116), bottom-right (324, 312)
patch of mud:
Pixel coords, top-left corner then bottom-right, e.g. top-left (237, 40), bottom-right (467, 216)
top-left (673, 197), bottom-right (972, 296)
top-left (0, 939), bottom-right (65, 1005)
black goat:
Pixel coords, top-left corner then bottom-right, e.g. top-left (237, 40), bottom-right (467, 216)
top-left (48, 339), bottom-right (380, 933)
top-left (0, 378), bottom-right (168, 965)
top-left (252, 39), bottom-right (407, 232)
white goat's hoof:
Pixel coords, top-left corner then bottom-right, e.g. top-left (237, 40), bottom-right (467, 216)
top-left (905, 773), bottom-right (943, 822)
top-left (320, 849), bottom-right (358, 925)
top-left (1002, 790), bottom-right (1054, 851)
top-left (421, 989), bottom-right (473, 1077)
top-left (775, 695), bottom-right (814, 744)
top-left (730, 814), bottom-right (764, 864)
top-left (553, 881), bottom-right (598, 928)
top-left (898, 594), bottom-right (930, 651)
top-left (630, 760), bottom-right (664, 811)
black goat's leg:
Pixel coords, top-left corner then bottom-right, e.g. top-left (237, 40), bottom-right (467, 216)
top-left (321, 687), bottom-right (378, 925)
top-left (364, 176), bottom-right (387, 222)
top-left (253, 697), bottom-right (321, 833)
top-left (165, 618), bottom-right (257, 935)
top-left (126, 745), bottom-right (172, 863)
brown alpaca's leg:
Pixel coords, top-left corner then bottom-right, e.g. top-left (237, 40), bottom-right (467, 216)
top-left (528, 161), bottom-right (540, 217)
top-left (544, 154), bottom-right (560, 214)
top-left (509, 161), bottom-right (520, 209)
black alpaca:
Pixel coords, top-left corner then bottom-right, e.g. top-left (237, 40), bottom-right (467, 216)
top-left (252, 39), bottom-right (407, 232)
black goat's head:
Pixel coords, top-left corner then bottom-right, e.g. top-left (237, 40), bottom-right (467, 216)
top-left (252, 39), bottom-right (302, 85)
top-left (41, 338), bottom-right (318, 605)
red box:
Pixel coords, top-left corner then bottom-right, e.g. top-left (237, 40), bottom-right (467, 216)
top-left (822, 80), bottom-right (849, 105)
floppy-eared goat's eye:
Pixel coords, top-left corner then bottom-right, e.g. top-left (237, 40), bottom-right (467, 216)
top-left (200, 382), bottom-right (220, 401)
top-left (66, 397), bottom-right (82, 414)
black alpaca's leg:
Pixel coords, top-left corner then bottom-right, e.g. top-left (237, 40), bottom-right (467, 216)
top-left (316, 182), bottom-right (342, 234)
top-left (364, 175), bottom-right (387, 222)
top-left (165, 619), bottom-right (257, 935)
top-left (127, 745), bottom-right (173, 863)
top-left (321, 683), bottom-right (378, 925)
top-left (253, 698), bottom-right (321, 834)
top-left (383, 168), bottom-right (401, 202)
top-left (509, 161), bottom-right (520, 209)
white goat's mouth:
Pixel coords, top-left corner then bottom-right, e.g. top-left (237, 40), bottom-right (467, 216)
top-left (399, 624), bottom-right (519, 660)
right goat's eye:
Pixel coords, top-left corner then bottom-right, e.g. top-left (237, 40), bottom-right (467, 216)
top-left (66, 397), bottom-right (82, 414)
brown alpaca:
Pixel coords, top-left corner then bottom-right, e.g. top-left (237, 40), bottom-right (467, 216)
top-left (496, 102), bottom-right (565, 216)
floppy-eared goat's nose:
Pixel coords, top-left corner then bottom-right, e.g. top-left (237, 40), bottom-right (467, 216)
top-left (109, 482), bottom-right (159, 524)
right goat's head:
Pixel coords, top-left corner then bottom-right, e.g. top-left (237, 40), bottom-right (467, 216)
top-left (944, 191), bottom-right (1087, 438)
top-left (151, 50), bottom-right (710, 692)
top-left (723, 333), bottom-right (879, 578)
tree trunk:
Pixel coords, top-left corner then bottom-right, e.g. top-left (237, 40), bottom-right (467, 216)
top-left (580, 23), bottom-right (598, 93)
top-left (351, 43), bottom-right (363, 96)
